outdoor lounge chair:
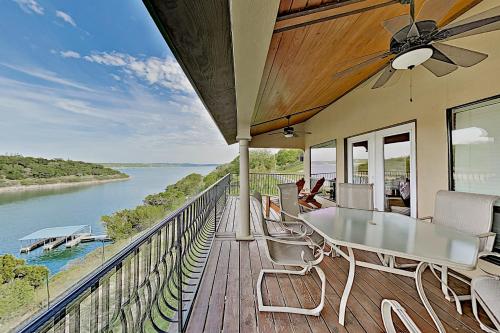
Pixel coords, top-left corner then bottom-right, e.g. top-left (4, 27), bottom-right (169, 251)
top-left (253, 192), bottom-right (326, 316)
top-left (336, 183), bottom-right (374, 210)
top-left (381, 299), bottom-right (422, 333)
top-left (295, 177), bottom-right (305, 194)
top-left (299, 177), bottom-right (325, 209)
top-left (423, 190), bottom-right (498, 308)
top-left (471, 252), bottom-right (500, 333)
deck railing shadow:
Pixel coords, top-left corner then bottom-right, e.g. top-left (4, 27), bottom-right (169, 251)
top-left (18, 174), bottom-right (231, 333)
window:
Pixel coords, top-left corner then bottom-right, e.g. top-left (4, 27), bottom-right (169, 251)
top-left (450, 97), bottom-right (500, 195)
top-left (449, 96), bottom-right (500, 250)
top-left (310, 140), bottom-right (336, 201)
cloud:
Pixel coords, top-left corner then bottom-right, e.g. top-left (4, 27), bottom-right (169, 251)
top-left (60, 50), bottom-right (81, 59)
top-left (13, 0), bottom-right (44, 15)
top-left (0, 67), bottom-right (236, 163)
top-left (82, 51), bottom-right (193, 93)
top-left (55, 10), bottom-right (76, 27)
top-left (0, 63), bottom-right (94, 92)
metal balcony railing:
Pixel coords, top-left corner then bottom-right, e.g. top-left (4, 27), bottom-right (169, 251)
top-left (18, 174), bottom-right (231, 333)
top-left (229, 172), bottom-right (337, 198)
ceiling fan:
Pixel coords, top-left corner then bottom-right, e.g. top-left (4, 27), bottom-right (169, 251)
top-left (267, 115), bottom-right (312, 138)
top-left (334, 0), bottom-right (500, 89)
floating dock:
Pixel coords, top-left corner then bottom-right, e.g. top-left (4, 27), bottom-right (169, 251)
top-left (19, 225), bottom-right (108, 253)
top-left (44, 237), bottom-right (66, 251)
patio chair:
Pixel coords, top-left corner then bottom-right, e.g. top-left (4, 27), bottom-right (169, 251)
top-left (277, 183), bottom-right (326, 246)
top-left (253, 192), bottom-right (326, 316)
top-left (381, 299), bottom-right (421, 333)
top-left (299, 177), bottom-right (325, 209)
top-left (336, 183), bottom-right (374, 210)
top-left (423, 191), bottom-right (498, 306)
top-left (471, 252), bottom-right (500, 333)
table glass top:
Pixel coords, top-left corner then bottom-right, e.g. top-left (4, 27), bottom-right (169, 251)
top-left (299, 207), bottom-right (479, 269)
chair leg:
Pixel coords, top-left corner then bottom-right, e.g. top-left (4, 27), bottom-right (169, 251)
top-left (256, 265), bottom-right (326, 316)
top-left (471, 292), bottom-right (499, 333)
top-left (381, 300), bottom-right (422, 333)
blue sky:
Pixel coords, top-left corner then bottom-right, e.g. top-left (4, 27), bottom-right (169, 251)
top-left (0, 0), bottom-right (239, 163)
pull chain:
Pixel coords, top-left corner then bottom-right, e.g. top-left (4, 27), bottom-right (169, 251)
top-left (409, 68), bottom-right (413, 102)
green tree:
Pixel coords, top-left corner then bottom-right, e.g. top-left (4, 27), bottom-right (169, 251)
top-left (249, 150), bottom-right (275, 172)
top-left (14, 265), bottom-right (48, 288)
top-left (275, 149), bottom-right (302, 168)
top-left (0, 254), bottom-right (24, 284)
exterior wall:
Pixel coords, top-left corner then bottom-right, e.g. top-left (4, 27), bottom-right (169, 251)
top-left (303, 1), bottom-right (500, 217)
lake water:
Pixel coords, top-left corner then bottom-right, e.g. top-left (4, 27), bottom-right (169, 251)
top-left (0, 166), bottom-right (215, 274)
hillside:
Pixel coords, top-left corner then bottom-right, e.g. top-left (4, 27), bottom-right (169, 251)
top-left (103, 149), bottom-right (303, 239)
top-left (0, 155), bottom-right (128, 188)
top-left (100, 162), bottom-right (219, 168)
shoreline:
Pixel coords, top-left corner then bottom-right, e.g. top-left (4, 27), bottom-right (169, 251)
top-left (0, 176), bottom-right (130, 194)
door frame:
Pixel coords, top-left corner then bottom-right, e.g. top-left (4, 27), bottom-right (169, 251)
top-left (346, 122), bottom-right (417, 217)
top-left (347, 132), bottom-right (376, 185)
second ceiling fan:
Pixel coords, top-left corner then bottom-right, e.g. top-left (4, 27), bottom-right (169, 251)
top-left (267, 115), bottom-right (311, 138)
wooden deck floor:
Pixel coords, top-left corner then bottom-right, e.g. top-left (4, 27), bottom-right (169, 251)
top-left (186, 197), bottom-right (489, 333)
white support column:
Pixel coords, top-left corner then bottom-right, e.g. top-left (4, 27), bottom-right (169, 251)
top-left (304, 148), bottom-right (311, 188)
top-left (237, 138), bottom-right (253, 240)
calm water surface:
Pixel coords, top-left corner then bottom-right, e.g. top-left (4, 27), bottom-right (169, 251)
top-left (0, 166), bottom-right (214, 274)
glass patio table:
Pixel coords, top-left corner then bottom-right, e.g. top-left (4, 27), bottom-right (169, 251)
top-left (299, 207), bottom-right (480, 333)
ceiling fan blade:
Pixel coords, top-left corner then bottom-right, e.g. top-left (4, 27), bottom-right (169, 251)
top-left (382, 14), bottom-right (413, 41)
top-left (294, 131), bottom-right (312, 134)
top-left (267, 132), bottom-right (283, 136)
top-left (432, 42), bottom-right (488, 67)
top-left (372, 64), bottom-right (397, 89)
top-left (416, 0), bottom-right (456, 26)
top-left (422, 58), bottom-right (458, 77)
top-left (437, 5), bottom-right (500, 41)
top-left (430, 46), bottom-right (455, 64)
top-left (333, 51), bottom-right (392, 79)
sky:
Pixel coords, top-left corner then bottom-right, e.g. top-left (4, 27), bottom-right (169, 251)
top-left (0, 0), bottom-right (239, 164)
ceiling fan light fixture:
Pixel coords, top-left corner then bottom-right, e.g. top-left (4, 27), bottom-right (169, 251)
top-left (284, 133), bottom-right (294, 138)
top-left (392, 47), bottom-right (433, 70)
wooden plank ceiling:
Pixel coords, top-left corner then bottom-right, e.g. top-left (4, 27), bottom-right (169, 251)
top-left (251, 0), bottom-right (482, 136)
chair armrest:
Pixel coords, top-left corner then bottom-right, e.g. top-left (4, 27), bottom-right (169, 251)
top-left (419, 216), bottom-right (433, 223)
top-left (266, 217), bottom-right (308, 237)
top-left (281, 209), bottom-right (300, 221)
top-left (262, 235), bottom-right (310, 247)
top-left (478, 251), bottom-right (500, 260)
top-left (298, 201), bottom-right (314, 212)
top-left (478, 232), bottom-right (496, 251)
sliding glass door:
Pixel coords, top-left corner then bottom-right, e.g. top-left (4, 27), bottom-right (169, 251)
top-left (347, 123), bottom-right (416, 217)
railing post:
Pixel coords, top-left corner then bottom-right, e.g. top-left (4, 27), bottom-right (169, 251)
top-left (176, 214), bottom-right (183, 333)
top-left (214, 183), bottom-right (218, 234)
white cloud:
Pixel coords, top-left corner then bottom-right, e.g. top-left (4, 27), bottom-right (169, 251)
top-left (55, 10), bottom-right (77, 27)
top-left (0, 68), bottom-right (235, 163)
top-left (60, 50), bottom-right (81, 59)
top-left (0, 63), bottom-right (94, 92)
top-left (83, 51), bottom-right (193, 93)
top-left (13, 0), bottom-right (44, 15)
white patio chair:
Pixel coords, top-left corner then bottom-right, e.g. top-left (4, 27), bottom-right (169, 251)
top-left (471, 252), bottom-right (500, 333)
top-left (422, 190), bottom-right (498, 307)
top-left (336, 183), bottom-right (374, 210)
top-left (277, 183), bottom-right (326, 246)
top-left (336, 183), bottom-right (386, 262)
top-left (381, 299), bottom-right (422, 333)
top-left (253, 192), bottom-right (326, 316)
